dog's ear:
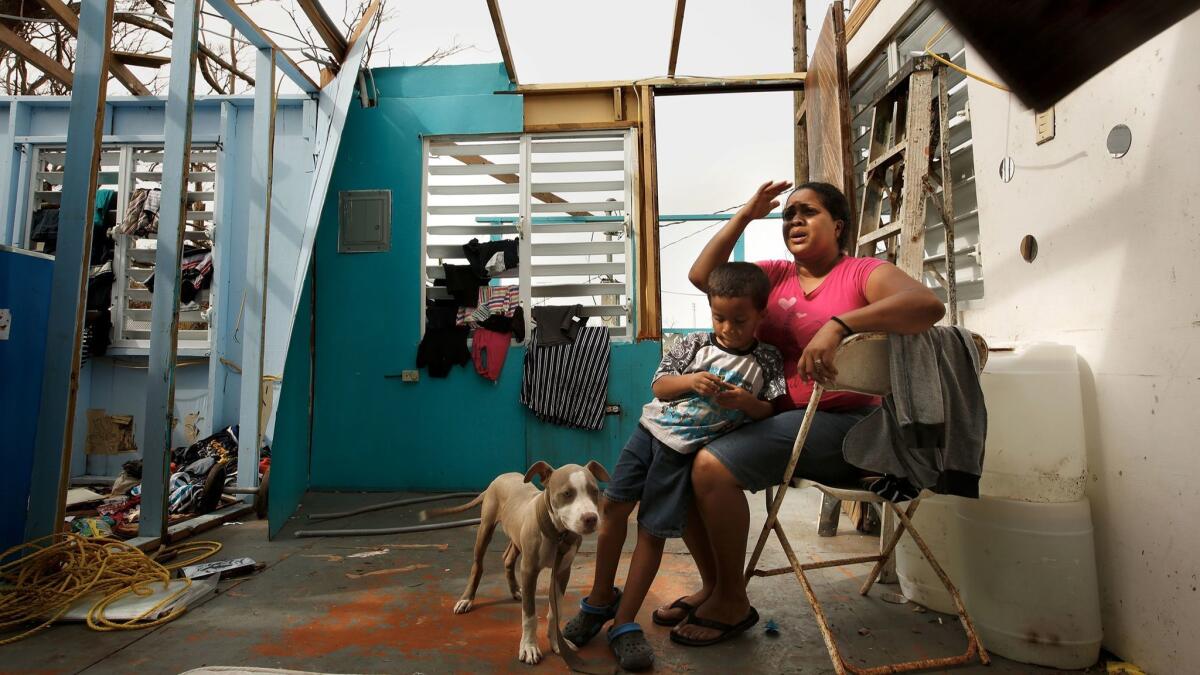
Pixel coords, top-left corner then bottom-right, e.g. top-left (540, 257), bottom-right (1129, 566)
top-left (523, 461), bottom-right (554, 485)
top-left (584, 460), bottom-right (611, 483)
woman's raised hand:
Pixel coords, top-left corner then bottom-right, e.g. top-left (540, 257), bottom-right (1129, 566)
top-left (736, 180), bottom-right (793, 221)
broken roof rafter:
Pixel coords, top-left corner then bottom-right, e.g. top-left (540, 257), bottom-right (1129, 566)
top-left (485, 0), bottom-right (518, 84)
top-left (204, 0), bottom-right (319, 93)
top-left (295, 0), bottom-right (349, 64)
top-left (667, 0), bottom-right (686, 78)
top-left (33, 0), bottom-right (153, 94)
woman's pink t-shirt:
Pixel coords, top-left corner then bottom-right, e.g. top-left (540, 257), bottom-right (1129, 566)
top-left (755, 256), bottom-right (885, 411)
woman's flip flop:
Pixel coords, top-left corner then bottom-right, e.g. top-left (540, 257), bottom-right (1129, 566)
top-left (669, 607), bottom-right (760, 647)
top-left (652, 596), bottom-right (697, 627)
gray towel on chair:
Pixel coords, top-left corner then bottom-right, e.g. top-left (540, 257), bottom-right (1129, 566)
top-left (842, 326), bottom-right (986, 498)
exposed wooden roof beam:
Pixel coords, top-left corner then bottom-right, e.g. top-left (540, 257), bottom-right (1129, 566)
top-left (454, 155), bottom-right (591, 217)
top-left (113, 51), bottom-right (171, 69)
top-left (514, 72), bottom-right (807, 96)
top-left (296, 0), bottom-right (348, 63)
top-left (0, 22), bottom-right (74, 88)
top-left (347, 0), bottom-right (381, 52)
top-left (205, 0), bottom-right (319, 93)
top-left (485, 0), bottom-right (518, 83)
top-left (667, 0), bottom-right (686, 78)
top-left (35, 0), bottom-right (151, 94)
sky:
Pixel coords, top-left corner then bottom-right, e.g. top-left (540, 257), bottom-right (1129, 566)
top-left (244, 0), bottom-right (836, 328)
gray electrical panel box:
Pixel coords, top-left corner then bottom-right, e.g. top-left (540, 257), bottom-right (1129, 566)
top-left (338, 190), bottom-right (391, 253)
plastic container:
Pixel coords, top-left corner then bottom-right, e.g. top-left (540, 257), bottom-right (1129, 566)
top-left (956, 496), bottom-right (1102, 670)
top-left (978, 343), bottom-right (1088, 502)
top-left (894, 494), bottom-right (962, 615)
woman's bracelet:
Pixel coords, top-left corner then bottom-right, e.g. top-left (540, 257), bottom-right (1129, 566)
top-left (830, 315), bottom-right (855, 337)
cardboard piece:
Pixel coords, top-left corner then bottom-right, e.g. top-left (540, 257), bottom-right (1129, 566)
top-left (85, 410), bottom-right (137, 455)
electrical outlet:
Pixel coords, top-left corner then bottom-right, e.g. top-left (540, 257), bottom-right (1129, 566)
top-left (604, 404), bottom-right (621, 415)
top-left (401, 370), bottom-right (420, 383)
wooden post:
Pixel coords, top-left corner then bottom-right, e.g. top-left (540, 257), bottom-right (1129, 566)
top-left (793, 0), bottom-right (809, 184)
top-left (140, 0), bottom-right (202, 540)
top-left (238, 48), bottom-right (276, 500)
top-left (26, 0), bottom-right (112, 542)
top-left (636, 85), bottom-right (661, 341)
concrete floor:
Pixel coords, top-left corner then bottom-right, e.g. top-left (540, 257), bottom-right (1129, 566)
top-left (2, 490), bottom-right (1100, 674)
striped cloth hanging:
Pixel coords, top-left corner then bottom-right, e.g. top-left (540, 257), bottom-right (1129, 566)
top-left (520, 325), bottom-right (610, 430)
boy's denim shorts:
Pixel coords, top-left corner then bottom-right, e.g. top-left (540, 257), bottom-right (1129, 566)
top-left (604, 424), bottom-right (695, 539)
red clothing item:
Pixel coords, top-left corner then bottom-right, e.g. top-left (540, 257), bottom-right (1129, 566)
top-left (755, 256), bottom-right (885, 411)
top-left (472, 327), bottom-right (511, 381)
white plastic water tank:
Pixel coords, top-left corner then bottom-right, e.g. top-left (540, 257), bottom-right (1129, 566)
top-left (978, 343), bottom-right (1087, 502)
top-left (956, 496), bottom-right (1102, 669)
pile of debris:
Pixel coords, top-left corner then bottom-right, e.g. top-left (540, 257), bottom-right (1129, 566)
top-left (66, 425), bottom-right (270, 539)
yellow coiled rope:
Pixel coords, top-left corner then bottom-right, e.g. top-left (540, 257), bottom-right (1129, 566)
top-left (0, 533), bottom-right (221, 645)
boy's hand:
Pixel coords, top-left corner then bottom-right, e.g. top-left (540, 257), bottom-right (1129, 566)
top-left (690, 372), bottom-right (729, 397)
top-left (714, 384), bottom-right (756, 412)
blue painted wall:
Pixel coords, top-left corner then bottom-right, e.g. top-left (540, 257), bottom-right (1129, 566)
top-left (0, 248), bottom-right (52, 552)
top-left (292, 63), bottom-right (661, 492)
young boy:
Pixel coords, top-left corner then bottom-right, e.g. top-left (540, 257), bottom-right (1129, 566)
top-left (563, 262), bottom-right (787, 670)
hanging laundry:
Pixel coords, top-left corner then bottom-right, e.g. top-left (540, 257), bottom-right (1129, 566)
top-left (520, 324), bottom-right (610, 431)
top-left (456, 284), bottom-right (521, 325)
top-left (480, 306), bottom-right (526, 343)
top-left (426, 299), bottom-right (461, 329)
top-left (472, 327), bottom-right (512, 382)
top-left (531, 304), bottom-right (585, 346)
top-left (436, 263), bottom-right (486, 307)
top-left (417, 326), bottom-right (470, 377)
top-left (119, 187), bottom-right (162, 236)
top-left (144, 250), bottom-right (214, 304)
top-left (463, 237), bottom-right (519, 277)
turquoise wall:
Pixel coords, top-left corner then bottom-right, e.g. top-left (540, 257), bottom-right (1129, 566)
top-left (268, 272), bottom-right (312, 537)
top-left (292, 63), bottom-right (660, 492)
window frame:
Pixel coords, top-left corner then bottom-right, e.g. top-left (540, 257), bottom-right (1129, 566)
top-left (21, 142), bottom-right (220, 353)
top-left (419, 128), bottom-right (639, 344)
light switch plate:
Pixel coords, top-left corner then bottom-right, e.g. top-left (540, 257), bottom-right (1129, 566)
top-left (1035, 107), bottom-right (1055, 145)
top-left (0, 308), bottom-right (10, 340)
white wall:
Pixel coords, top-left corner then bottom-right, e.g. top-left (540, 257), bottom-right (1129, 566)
top-left (848, 3), bottom-right (1200, 671)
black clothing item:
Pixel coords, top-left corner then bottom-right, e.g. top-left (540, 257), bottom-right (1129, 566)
top-left (30, 208), bottom-right (60, 253)
top-left (479, 305), bottom-right (526, 343)
top-left (436, 263), bottom-right (485, 307)
top-left (531, 304), bottom-right (584, 346)
top-left (417, 326), bottom-right (471, 378)
top-left (463, 237), bottom-right (519, 277)
top-left (426, 299), bottom-right (461, 329)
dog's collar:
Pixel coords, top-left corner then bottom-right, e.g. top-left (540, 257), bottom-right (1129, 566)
top-left (537, 491), bottom-right (581, 552)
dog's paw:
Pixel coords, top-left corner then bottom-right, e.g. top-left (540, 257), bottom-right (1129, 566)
top-left (510, 588), bottom-right (522, 601)
top-left (518, 640), bottom-right (542, 664)
top-left (453, 599), bottom-right (472, 614)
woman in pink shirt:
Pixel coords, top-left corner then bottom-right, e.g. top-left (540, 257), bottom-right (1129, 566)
top-left (662, 180), bottom-right (946, 646)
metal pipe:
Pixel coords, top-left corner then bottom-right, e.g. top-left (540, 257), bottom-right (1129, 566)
top-left (293, 518), bottom-right (482, 538)
top-left (306, 492), bottom-right (478, 521)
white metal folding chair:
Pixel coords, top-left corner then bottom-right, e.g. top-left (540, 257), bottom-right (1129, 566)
top-left (744, 331), bottom-right (990, 675)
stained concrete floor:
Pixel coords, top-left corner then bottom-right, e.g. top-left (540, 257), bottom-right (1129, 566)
top-left (2, 490), bottom-right (1100, 674)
